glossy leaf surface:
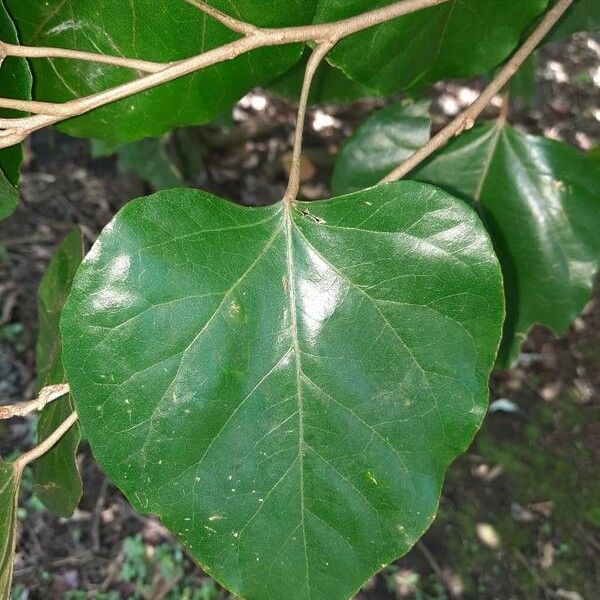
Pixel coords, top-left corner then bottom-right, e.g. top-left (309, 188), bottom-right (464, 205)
top-left (0, 459), bottom-right (21, 600)
top-left (62, 184), bottom-right (503, 600)
top-left (314, 0), bottom-right (547, 94)
top-left (415, 123), bottom-right (600, 366)
top-left (35, 228), bottom-right (84, 517)
top-left (332, 101), bottom-right (431, 196)
top-left (0, 0), bottom-right (32, 220)
top-left (5, 0), bottom-right (315, 142)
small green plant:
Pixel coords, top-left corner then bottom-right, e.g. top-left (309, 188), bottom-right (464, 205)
top-left (0, 1), bottom-right (598, 599)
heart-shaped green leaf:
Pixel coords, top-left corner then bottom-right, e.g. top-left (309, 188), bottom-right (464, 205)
top-left (334, 112), bottom-right (600, 368)
top-left (415, 123), bottom-right (600, 366)
top-left (35, 228), bottom-right (84, 518)
top-left (61, 184), bottom-right (503, 600)
top-left (314, 0), bottom-right (547, 94)
top-left (0, 0), bottom-right (32, 221)
top-left (5, 0), bottom-right (315, 142)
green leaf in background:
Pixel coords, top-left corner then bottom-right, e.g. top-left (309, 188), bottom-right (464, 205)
top-left (35, 228), bottom-right (84, 518)
top-left (5, 0), bottom-right (316, 143)
top-left (92, 138), bottom-right (184, 191)
top-left (269, 50), bottom-right (374, 104)
top-left (89, 139), bottom-right (123, 159)
top-left (62, 185), bottom-right (503, 600)
top-left (0, 0), bottom-right (32, 221)
top-left (0, 458), bottom-right (21, 600)
top-left (314, 0), bottom-right (548, 95)
top-left (0, 171), bottom-right (17, 222)
top-left (414, 123), bottom-right (600, 367)
top-left (546, 0), bottom-right (600, 42)
top-left (509, 52), bottom-right (538, 108)
top-left (331, 101), bottom-right (431, 196)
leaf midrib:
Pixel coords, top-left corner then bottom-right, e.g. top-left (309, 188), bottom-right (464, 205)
top-left (284, 207), bottom-right (311, 597)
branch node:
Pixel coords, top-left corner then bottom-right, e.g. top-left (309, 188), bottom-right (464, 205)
top-left (0, 383), bottom-right (70, 420)
top-left (455, 117), bottom-right (475, 136)
top-left (0, 0), bottom-right (566, 155)
top-left (14, 410), bottom-right (79, 469)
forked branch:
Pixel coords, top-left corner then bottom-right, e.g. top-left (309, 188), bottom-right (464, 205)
top-left (0, 0), bottom-right (576, 184)
top-left (14, 410), bottom-right (79, 469)
top-left (0, 0), bottom-right (452, 148)
top-left (0, 383), bottom-right (70, 420)
top-left (184, 0), bottom-right (260, 36)
top-left (0, 41), bottom-right (167, 73)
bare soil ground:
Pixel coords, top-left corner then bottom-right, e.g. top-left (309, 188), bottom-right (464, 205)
top-left (0, 34), bottom-right (598, 600)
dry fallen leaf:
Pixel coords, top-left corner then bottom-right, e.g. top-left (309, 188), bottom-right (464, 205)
top-left (555, 590), bottom-right (584, 600)
top-left (472, 463), bottom-right (504, 482)
top-left (529, 501), bottom-right (554, 519)
top-left (394, 569), bottom-right (420, 598)
top-left (511, 502), bottom-right (535, 523)
top-left (281, 152), bottom-right (317, 181)
top-left (540, 542), bottom-right (555, 570)
top-left (476, 523), bottom-right (501, 550)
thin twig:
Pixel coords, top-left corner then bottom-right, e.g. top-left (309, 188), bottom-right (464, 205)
top-left (283, 41), bottom-right (334, 204)
top-left (0, 0), bottom-right (452, 148)
top-left (13, 552), bottom-right (97, 579)
top-left (91, 477), bottom-right (110, 552)
top-left (0, 98), bottom-right (80, 116)
top-left (0, 41), bottom-right (167, 73)
top-left (381, 0), bottom-right (575, 182)
top-left (514, 551), bottom-right (553, 599)
top-left (184, 0), bottom-right (260, 36)
top-left (498, 91), bottom-right (510, 124)
top-left (14, 411), bottom-right (78, 469)
top-left (0, 383), bottom-right (70, 420)
top-left (416, 541), bottom-right (452, 595)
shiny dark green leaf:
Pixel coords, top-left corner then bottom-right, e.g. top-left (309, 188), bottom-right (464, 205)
top-left (92, 134), bottom-right (202, 191)
top-left (89, 139), bottom-right (123, 159)
top-left (116, 138), bottom-right (183, 191)
top-left (332, 101), bottom-right (431, 196)
top-left (62, 184), bottom-right (503, 600)
top-left (546, 0), bottom-right (600, 41)
top-left (0, 459), bottom-right (21, 600)
top-left (0, 171), bottom-right (17, 222)
top-left (35, 228), bottom-right (84, 517)
top-left (0, 0), bottom-right (32, 220)
top-left (415, 123), bottom-right (600, 366)
top-left (269, 51), bottom-right (373, 104)
top-left (5, 0), bottom-right (315, 143)
top-left (102, 137), bottom-right (184, 191)
top-left (314, 0), bottom-right (547, 94)
top-left (509, 52), bottom-right (538, 107)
